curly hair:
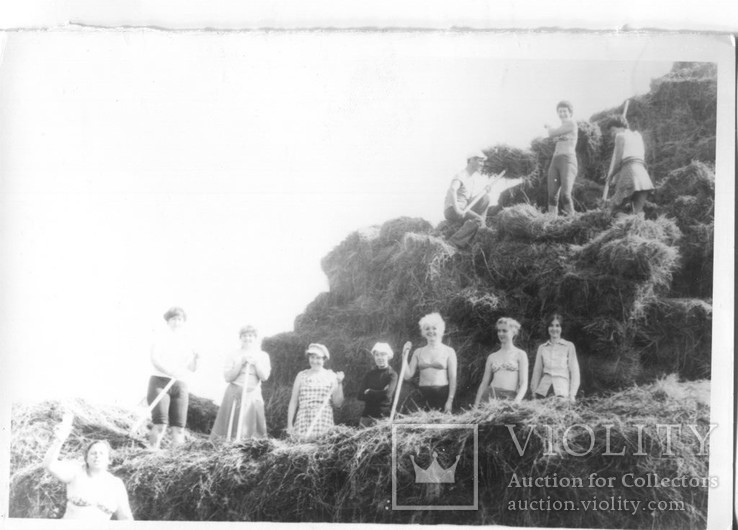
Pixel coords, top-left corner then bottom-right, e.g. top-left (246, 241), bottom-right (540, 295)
top-left (496, 317), bottom-right (522, 338)
top-left (556, 100), bottom-right (574, 113)
top-left (419, 312), bottom-right (446, 336)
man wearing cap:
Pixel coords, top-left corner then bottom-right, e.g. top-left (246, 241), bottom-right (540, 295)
top-left (356, 342), bottom-right (399, 427)
top-left (444, 151), bottom-right (491, 249)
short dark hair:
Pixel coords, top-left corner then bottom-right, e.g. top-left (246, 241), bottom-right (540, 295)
top-left (546, 312), bottom-right (565, 328)
top-left (163, 306), bottom-right (186, 322)
top-left (84, 440), bottom-right (112, 468)
top-left (601, 115), bottom-right (629, 132)
top-left (556, 100), bottom-right (574, 113)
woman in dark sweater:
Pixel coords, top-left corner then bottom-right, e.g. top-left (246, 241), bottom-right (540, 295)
top-left (357, 342), bottom-right (400, 427)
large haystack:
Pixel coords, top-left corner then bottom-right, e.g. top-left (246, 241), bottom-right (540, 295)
top-left (10, 377), bottom-right (711, 527)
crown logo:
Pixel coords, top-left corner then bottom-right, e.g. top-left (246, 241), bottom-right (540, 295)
top-left (410, 451), bottom-right (461, 484)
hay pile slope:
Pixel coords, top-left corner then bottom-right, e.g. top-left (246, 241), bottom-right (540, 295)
top-left (10, 377), bottom-right (711, 527)
top-left (258, 61), bottom-right (715, 410)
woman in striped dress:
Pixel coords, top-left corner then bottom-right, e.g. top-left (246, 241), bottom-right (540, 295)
top-left (287, 343), bottom-right (345, 440)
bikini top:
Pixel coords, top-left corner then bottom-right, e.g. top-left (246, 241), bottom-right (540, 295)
top-left (490, 359), bottom-right (518, 373)
top-left (417, 355), bottom-right (447, 370)
top-left (67, 496), bottom-right (115, 516)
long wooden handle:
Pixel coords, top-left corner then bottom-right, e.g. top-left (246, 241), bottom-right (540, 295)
top-left (462, 170), bottom-right (506, 215)
top-left (390, 344), bottom-right (412, 422)
top-left (129, 378), bottom-right (176, 436)
top-left (147, 378), bottom-right (177, 413)
top-left (304, 385), bottom-right (335, 439)
top-left (235, 362), bottom-right (252, 440)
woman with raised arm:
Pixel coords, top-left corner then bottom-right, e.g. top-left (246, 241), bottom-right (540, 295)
top-left (287, 343), bottom-right (345, 440)
top-left (401, 313), bottom-right (457, 413)
top-left (210, 325), bottom-right (271, 441)
top-left (531, 313), bottom-right (581, 401)
top-left (544, 100), bottom-right (579, 216)
top-left (43, 414), bottom-right (133, 520)
top-left (601, 115), bottom-right (654, 216)
top-left (474, 317), bottom-right (529, 405)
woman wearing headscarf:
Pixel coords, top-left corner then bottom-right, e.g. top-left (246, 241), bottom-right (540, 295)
top-left (210, 325), bottom-right (271, 441)
top-left (356, 342), bottom-right (402, 427)
top-left (287, 343), bottom-right (345, 439)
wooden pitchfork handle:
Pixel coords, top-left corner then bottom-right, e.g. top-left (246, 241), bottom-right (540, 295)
top-left (462, 169), bottom-right (506, 216)
top-left (129, 377), bottom-right (176, 436)
top-left (389, 342), bottom-right (412, 422)
top-left (235, 362), bottom-right (252, 440)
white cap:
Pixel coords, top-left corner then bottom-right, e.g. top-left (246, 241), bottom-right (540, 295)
top-left (371, 342), bottom-right (394, 359)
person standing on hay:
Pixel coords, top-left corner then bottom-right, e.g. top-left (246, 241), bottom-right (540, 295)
top-left (400, 313), bottom-right (458, 413)
top-left (210, 325), bottom-right (271, 441)
top-left (443, 150), bottom-right (490, 249)
top-left (601, 115), bottom-right (655, 217)
top-left (287, 343), bottom-right (345, 440)
top-left (356, 342), bottom-right (404, 427)
top-left (531, 313), bottom-right (580, 401)
top-left (473, 317), bottom-right (528, 405)
top-left (544, 100), bottom-right (579, 216)
top-left (44, 413), bottom-right (134, 520)
top-left (146, 306), bottom-right (199, 450)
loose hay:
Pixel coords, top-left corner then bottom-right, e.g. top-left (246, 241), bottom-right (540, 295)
top-left (11, 379), bottom-right (711, 527)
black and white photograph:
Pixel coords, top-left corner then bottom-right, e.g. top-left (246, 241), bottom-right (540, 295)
top-left (1, 5), bottom-right (735, 530)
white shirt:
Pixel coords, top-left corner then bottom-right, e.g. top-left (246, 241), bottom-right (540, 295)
top-left (150, 328), bottom-right (197, 383)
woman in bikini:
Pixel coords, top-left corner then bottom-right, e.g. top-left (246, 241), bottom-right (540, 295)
top-left (401, 312), bottom-right (457, 412)
top-left (474, 317), bottom-right (528, 405)
top-left (531, 313), bottom-right (580, 401)
top-left (43, 413), bottom-right (133, 520)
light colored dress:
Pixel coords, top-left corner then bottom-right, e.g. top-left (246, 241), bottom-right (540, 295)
top-left (294, 369), bottom-right (337, 439)
top-left (210, 349), bottom-right (271, 440)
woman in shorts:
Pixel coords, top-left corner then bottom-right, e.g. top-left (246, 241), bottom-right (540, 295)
top-left (146, 306), bottom-right (199, 450)
top-left (401, 313), bottom-right (458, 413)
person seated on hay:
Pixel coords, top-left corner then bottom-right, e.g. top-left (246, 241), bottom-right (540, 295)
top-left (531, 313), bottom-right (580, 402)
top-left (544, 100), bottom-right (579, 217)
top-left (473, 317), bottom-right (528, 405)
top-left (356, 342), bottom-right (403, 427)
top-left (401, 313), bottom-right (458, 413)
top-left (146, 306), bottom-right (199, 450)
top-left (601, 115), bottom-right (655, 217)
top-left (210, 325), bottom-right (271, 441)
top-left (43, 413), bottom-right (133, 520)
top-left (287, 343), bottom-right (345, 440)
top-left (443, 150), bottom-right (490, 249)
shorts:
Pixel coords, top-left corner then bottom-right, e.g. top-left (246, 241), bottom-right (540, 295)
top-left (147, 375), bottom-right (189, 428)
top-left (419, 385), bottom-right (450, 411)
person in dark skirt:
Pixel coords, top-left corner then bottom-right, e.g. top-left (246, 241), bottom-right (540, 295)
top-left (357, 342), bottom-right (400, 427)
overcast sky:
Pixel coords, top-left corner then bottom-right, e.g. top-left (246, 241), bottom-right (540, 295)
top-left (0, 30), bottom-right (726, 405)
